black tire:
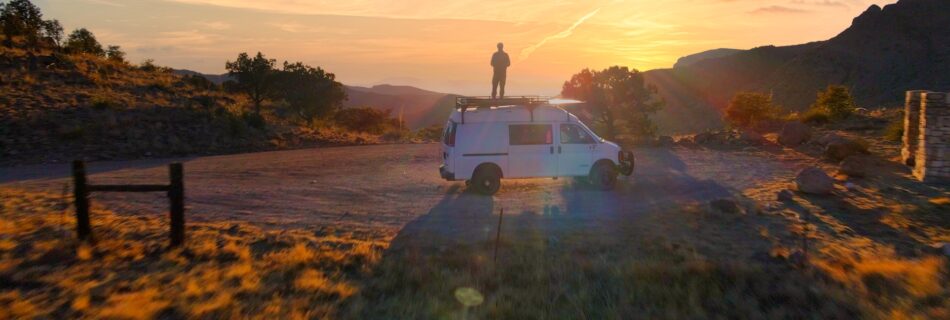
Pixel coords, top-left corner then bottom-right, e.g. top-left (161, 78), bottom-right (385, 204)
top-left (470, 167), bottom-right (501, 195)
top-left (589, 162), bottom-right (617, 190)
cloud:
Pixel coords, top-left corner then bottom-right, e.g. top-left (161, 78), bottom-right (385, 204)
top-left (791, 0), bottom-right (849, 8)
top-left (82, 0), bottom-right (126, 7)
top-left (518, 8), bottom-right (600, 62)
top-left (748, 5), bottom-right (811, 14)
top-left (198, 21), bottom-right (232, 30)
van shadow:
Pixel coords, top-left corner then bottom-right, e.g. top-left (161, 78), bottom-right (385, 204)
top-left (348, 147), bottom-right (793, 318)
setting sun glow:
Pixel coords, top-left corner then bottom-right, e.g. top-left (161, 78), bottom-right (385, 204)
top-left (38, 0), bottom-right (892, 94)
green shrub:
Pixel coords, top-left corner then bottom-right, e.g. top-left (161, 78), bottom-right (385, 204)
top-left (801, 108), bottom-right (830, 124)
top-left (224, 114), bottom-right (247, 136)
top-left (414, 124), bottom-right (444, 141)
top-left (883, 119), bottom-right (903, 142)
top-left (811, 85), bottom-right (856, 120)
top-left (89, 94), bottom-right (118, 110)
top-left (335, 107), bottom-right (398, 134)
top-left (724, 92), bottom-right (779, 128)
top-left (241, 112), bottom-right (266, 130)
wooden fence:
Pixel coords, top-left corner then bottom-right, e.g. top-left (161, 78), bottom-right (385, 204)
top-left (72, 160), bottom-right (185, 247)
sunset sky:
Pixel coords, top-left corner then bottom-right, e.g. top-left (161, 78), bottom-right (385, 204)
top-left (35, 0), bottom-right (895, 95)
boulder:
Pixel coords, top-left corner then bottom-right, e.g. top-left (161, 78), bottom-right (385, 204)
top-left (839, 155), bottom-right (873, 178)
top-left (825, 139), bottom-right (868, 161)
top-left (778, 122), bottom-right (811, 146)
top-left (795, 166), bottom-right (834, 195)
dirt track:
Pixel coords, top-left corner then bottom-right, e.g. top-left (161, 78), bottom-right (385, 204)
top-left (0, 144), bottom-right (814, 244)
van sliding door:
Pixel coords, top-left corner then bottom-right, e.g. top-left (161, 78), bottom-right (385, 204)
top-left (508, 124), bottom-right (557, 178)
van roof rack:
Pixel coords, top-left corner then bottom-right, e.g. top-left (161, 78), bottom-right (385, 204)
top-left (455, 96), bottom-right (548, 123)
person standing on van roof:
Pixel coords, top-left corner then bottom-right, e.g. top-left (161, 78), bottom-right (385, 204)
top-left (490, 42), bottom-right (510, 99)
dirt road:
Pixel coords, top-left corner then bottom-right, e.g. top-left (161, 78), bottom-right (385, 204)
top-left (0, 144), bottom-right (812, 241)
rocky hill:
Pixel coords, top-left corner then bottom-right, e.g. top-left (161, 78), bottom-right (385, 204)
top-left (647, 0), bottom-right (950, 133)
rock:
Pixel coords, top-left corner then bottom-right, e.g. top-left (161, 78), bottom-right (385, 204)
top-left (657, 136), bottom-right (674, 147)
top-left (839, 155), bottom-right (873, 177)
top-left (739, 129), bottom-right (766, 145)
top-left (795, 166), bottom-right (834, 195)
top-left (777, 189), bottom-right (795, 202)
top-left (825, 139), bottom-right (868, 161)
top-left (778, 122), bottom-right (811, 146)
top-left (710, 198), bottom-right (741, 214)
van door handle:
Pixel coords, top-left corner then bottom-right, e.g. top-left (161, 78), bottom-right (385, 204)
top-left (558, 146), bottom-right (562, 154)
top-left (550, 146), bottom-right (554, 154)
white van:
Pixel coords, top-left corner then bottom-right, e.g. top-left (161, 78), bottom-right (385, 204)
top-left (439, 97), bottom-right (634, 195)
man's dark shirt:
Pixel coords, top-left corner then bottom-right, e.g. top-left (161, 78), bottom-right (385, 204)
top-left (491, 51), bottom-right (510, 75)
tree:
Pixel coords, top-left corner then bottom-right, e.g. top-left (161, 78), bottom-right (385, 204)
top-left (1, 0), bottom-right (45, 48)
top-left (561, 66), bottom-right (664, 139)
top-left (724, 92), bottom-right (777, 128)
top-left (275, 61), bottom-right (346, 125)
top-left (42, 19), bottom-right (62, 47)
top-left (63, 28), bottom-right (104, 56)
top-left (105, 45), bottom-right (125, 63)
top-left (811, 85), bottom-right (855, 120)
top-left (225, 52), bottom-right (276, 115)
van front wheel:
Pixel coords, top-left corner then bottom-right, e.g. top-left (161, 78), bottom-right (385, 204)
top-left (471, 167), bottom-right (501, 195)
top-left (589, 162), bottom-right (617, 190)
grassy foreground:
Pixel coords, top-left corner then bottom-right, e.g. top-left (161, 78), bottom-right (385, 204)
top-left (1, 187), bottom-right (947, 319)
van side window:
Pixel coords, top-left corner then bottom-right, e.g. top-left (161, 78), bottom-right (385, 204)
top-left (442, 121), bottom-right (457, 146)
top-left (509, 124), bottom-right (552, 145)
top-left (560, 124), bottom-right (595, 144)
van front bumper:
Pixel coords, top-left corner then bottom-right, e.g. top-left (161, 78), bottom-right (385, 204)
top-left (439, 165), bottom-right (455, 181)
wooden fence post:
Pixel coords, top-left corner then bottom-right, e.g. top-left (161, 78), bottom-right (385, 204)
top-left (72, 160), bottom-right (92, 242)
top-left (168, 163), bottom-right (185, 247)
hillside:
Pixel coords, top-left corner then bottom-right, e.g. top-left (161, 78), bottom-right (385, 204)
top-left (342, 85), bottom-right (458, 129)
top-left (672, 48), bottom-right (742, 69)
top-left (0, 47), bottom-right (378, 166)
top-left (647, 0), bottom-right (950, 133)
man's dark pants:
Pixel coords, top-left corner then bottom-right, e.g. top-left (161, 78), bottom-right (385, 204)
top-left (492, 71), bottom-right (506, 99)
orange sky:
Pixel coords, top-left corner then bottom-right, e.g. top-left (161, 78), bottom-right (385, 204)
top-left (37, 0), bottom-right (895, 95)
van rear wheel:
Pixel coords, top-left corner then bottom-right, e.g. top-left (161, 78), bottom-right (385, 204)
top-left (471, 167), bottom-right (501, 195)
top-left (589, 162), bottom-right (617, 190)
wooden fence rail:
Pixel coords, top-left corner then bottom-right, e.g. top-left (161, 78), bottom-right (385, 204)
top-left (72, 160), bottom-right (186, 247)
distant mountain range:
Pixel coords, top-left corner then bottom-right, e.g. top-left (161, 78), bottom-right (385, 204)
top-left (171, 70), bottom-right (459, 129)
top-left (175, 0), bottom-right (950, 134)
top-left (646, 0), bottom-right (950, 133)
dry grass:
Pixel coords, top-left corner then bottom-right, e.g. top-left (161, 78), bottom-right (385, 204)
top-left (0, 188), bottom-right (385, 319)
